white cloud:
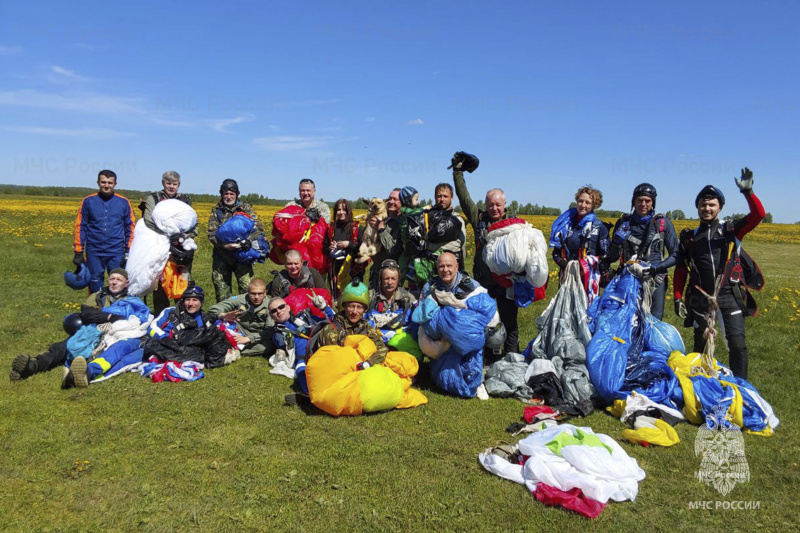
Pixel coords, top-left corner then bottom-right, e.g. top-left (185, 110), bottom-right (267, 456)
top-left (0, 89), bottom-right (143, 114)
top-left (49, 65), bottom-right (87, 80)
top-left (253, 135), bottom-right (358, 152)
top-left (366, 117), bottom-right (376, 122)
top-left (405, 118), bottom-right (425, 126)
top-left (0, 45), bottom-right (23, 56)
top-left (7, 126), bottom-right (136, 138)
top-left (207, 114), bottom-right (255, 132)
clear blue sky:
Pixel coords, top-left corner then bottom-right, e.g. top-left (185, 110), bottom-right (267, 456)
top-left (1, 1), bottom-right (798, 221)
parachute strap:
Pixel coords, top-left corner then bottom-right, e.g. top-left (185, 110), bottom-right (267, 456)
top-left (694, 267), bottom-right (726, 378)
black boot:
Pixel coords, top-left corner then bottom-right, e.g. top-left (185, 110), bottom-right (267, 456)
top-left (9, 354), bottom-right (38, 381)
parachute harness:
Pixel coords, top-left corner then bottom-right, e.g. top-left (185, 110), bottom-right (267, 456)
top-left (692, 270), bottom-right (725, 378)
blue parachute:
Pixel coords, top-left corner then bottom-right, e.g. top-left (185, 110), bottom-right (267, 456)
top-left (586, 270), bottom-right (684, 406)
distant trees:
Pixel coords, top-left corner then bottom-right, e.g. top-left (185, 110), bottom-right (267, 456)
top-left (666, 210), bottom-right (686, 220)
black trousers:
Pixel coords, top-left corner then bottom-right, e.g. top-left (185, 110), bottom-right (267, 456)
top-left (34, 340), bottom-right (70, 373)
top-left (689, 286), bottom-right (748, 379)
top-left (488, 286), bottom-right (520, 355)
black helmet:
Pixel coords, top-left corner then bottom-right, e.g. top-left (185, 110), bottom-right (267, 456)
top-left (448, 151), bottom-right (480, 173)
top-left (695, 185), bottom-right (726, 208)
top-left (63, 312), bottom-right (83, 336)
top-left (220, 179), bottom-right (240, 195)
top-left (631, 182), bottom-right (657, 208)
top-left (181, 283), bottom-right (205, 302)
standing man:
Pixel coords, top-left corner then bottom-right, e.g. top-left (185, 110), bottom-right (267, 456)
top-left (368, 188), bottom-right (403, 290)
top-left (452, 155), bottom-right (518, 354)
top-left (209, 278), bottom-right (273, 357)
top-left (428, 183), bottom-right (467, 266)
top-left (73, 170), bottom-right (135, 293)
top-left (207, 179), bottom-right (266, 302)
top-left (604, 183), bottom-right (678, 320)
top-left (674, 168), bottom-right (765, 379)
top-left (140, 170), bottom-right (197, 313)
top-left (286, 179), bottom-right (331, 225)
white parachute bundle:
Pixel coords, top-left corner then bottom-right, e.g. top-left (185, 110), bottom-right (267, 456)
top-left (127, 199), bottom-right (197, 297)
top-left (483, 220), bottom-right (549, 289)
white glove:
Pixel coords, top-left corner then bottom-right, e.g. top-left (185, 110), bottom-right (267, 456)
top-left (627, 263), bottom-right (646, 279)
top-left (224, 348), bottom-right (241, 365)
top-left (433, 289), bottom-right (467, 309)
top-left (273, 348), bottom-right (288, 364)
top-left (310, 294), bottom-right (327, 310)
top-left (735, 167), bottom-right (754, 193)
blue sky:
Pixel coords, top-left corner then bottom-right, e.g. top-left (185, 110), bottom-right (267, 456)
top-left (1, 1), bottom-right (798, 221)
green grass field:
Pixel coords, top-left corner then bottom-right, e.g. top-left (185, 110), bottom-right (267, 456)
top-left (0, 197), bottom-right (798, 532)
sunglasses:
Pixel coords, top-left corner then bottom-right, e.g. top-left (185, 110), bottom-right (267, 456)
top-left (269, 304), bottom-right (288, 314)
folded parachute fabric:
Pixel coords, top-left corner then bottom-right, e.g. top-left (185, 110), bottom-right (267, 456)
top-left (524, 261), bottom-right (595, 411)
top-left (284, 288), bottom-right (332, 319)
top-left (585, 270), bottom-right (685, 406)
top-left (269, 205), bottom-right (329, 272)
top-left (484, 353), bottom-right (534, 399)
top-left (91, 314), bottom-right (152, 356)
top-left (533, 483), bottom-right (607, 519)
top-left (479, 424), bottom-right (645, 517)
top-left (139, 356), bottom-right (205, 382)
top-left (622, 416), bottom-right (680, 447)
top-left (305, 335), bottom-right (427, 416)
top-left (103, 297), bottom-right (152, 324)
top-left (482, 217), bottom-right (549, 306)
top-left (386, 329), bottom-right (423, 362)
top-left (127, 199), bottom-right (197, 296)
top-left (215, 213), bottom-right (269, 265)
top-left (668, 352), bottom-right (779, 435)
top-left (66, 325), bottom-right (103, 361)
top-left (419, 292), bottom-right (497, 398)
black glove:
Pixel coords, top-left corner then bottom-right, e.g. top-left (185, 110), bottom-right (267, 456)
top-left (169, 241), bottom-right (195, 265)
top-left (306, 207), bottom-right (321, 223)
top-left (237, 238), bottom-right (252, 251)
top-left (72, 252), bottom-right (84, 266)
top-left (121, 249), bottom-right (129, 268)
top-left (449, 152), bottom-right (464, 170)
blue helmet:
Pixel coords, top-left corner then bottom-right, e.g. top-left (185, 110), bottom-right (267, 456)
top-left (695, 185), bottom-right (726, 208)
top-left (181, 284), bottom-right (205, 302)
top-left (64, 263), bottom-right (91, 290)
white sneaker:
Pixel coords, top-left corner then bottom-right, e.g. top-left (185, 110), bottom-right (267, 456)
top-left (476, 383), bottom-right (489, 401)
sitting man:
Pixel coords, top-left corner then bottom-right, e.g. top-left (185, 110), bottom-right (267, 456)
top-left (10, 268), bottom-right (132, 382)
top-left (419, 251), bottom-right (482, 301)
top-left (267, 249), bottom-right (326, 298)
top-left (62, 284), bottom-right (237, 388)
top-left (268, 295), bottom-right (334, 394)
top-left (284, 282), bottom-right (388, 407)
top-left (416, 252), bottom-right (502, 399)
top-left (317, 281), bottom-right (388, 369)
top-left (209, 278), bottom-right (273, 356)
top-left (368, 259), bottom-right (417, 333)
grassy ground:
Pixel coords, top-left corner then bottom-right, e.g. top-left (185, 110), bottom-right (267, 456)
top-left (0, 196), bottom-right (797, 532)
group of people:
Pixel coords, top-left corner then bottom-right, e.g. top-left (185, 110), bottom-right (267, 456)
top-left (10, 157), bottom-right (766, 400)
